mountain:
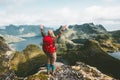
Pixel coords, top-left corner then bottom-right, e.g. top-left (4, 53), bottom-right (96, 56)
top-left (64, 39), bottom-right (120, 79)
top-left (54, 23), bottom-right (120, 79)
top-left (0, 25), bottom-right (54, 51)
top-left (69, 23), bottom-right (107, 34)
top-left (0, 23), bottom-right (120, 79)
top-left (109, 30), bottom-right (120, 43)
top-left (55, 23), bottom-right (107, 40)
top-left (55, 23), bottom-right (120, 53)
top-left (0, 24), bottom-right (53, 36)
top-left (0, 43), bottom-right (115, 80)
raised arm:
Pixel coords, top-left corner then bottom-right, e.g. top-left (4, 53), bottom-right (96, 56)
top-left (56, 25), bottom-right (67, 39)
top-left (39, 24), bottom-right (45, 37)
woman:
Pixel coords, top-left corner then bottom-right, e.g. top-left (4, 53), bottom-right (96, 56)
top-left (40, 24), bottom-right (66, 75)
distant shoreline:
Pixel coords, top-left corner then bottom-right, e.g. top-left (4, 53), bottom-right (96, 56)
top-left (108, 52), bottom-right (120, 60)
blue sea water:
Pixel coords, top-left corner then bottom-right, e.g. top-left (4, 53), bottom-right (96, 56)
top-left (13, 36), bottom-right (42, 51)
top-left (108, 52), bottom-right (120, 60)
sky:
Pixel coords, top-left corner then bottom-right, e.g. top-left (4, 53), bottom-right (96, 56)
top-left (0, 0), bottom-right (120, 31)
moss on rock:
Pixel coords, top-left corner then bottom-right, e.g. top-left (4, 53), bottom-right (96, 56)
top-left (10, 44), bottom-right (47, 77)
top-left (27, 73), bottom-right (48, 80)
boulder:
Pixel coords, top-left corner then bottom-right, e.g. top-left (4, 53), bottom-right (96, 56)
top-left (27, 62), bottom-right (115, 80)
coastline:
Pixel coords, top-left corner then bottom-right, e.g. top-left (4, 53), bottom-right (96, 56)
top-left (108, 52), bottom-right (120, 60)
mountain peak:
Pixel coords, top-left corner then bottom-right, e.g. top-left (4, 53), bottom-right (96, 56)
top-left (69, 23), bottom-right (107, 34)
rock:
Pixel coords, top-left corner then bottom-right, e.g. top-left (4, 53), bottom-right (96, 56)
top-left (27, 61), bottom-right (115, 80)
top-left (55, 62), bottom-right (64, 67)
top-left (0, 36), bottom-right (12, 79)
top-left (0, 36), bottom-right (10, 53)
top-left (71, 66), bottom-right (81, 71)
top-left (66, 39), bottom-right (83, 50)
top-left (0, 70), bottom-right (17, 80)
top-left (99, 39), bottom-right (120, 52)
top-left (75, 62), bottom-right (115, 80)
top-left (52, 65), bottom-right (84, 80)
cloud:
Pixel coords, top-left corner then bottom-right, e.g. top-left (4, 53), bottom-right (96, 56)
top-left (0, 0), bottom-right (120, 31)
top-left (0, 0), bottom-right (33, 5)
top-left (0, 7), bottom-right (82, 26)
top-left (84, 6), bottom-right (120, 23)
top-left (101, 0), bottom-right (117, 2)
top-left (96, 18), bottom-right (120, 23)
top-left (0, 1), bottom-right (120, 31)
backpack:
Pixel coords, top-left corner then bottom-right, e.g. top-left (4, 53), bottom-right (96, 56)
top-left (42, 36), bottom-right (56, 54)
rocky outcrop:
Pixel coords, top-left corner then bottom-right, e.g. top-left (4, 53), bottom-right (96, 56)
top-left (0, 36), bottom-right (10, 53)
top-left (0, 23), bottom-right (120, 79)
top-left (0, 36), bottom-right (13, 79)
top-left (26, 62), bottom-right (115, 80)
top-left (0, 70), bottom-right (17, 80)
top-left (98, 39), bottom-right (120, 52)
